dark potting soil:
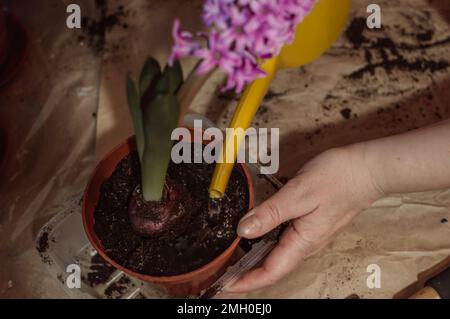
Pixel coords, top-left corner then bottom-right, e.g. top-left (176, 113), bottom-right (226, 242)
top-left (344, 17), bottom-right (449, 80)
top-left (340, 108), bottom-right (352, 120)
top-left (36, 230), bottom-right (55, 265)
top-left (93, 149), bottom-right (249, 276)
top-left (36, 231), bottom-right (49, 254)
top-left (104, 276), bottom-right (131, 299)
top-left (80, 0), bottom-right (129, 54)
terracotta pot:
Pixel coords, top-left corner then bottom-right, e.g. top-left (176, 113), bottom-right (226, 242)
top-left (83, 130), bottom-right (254, 297)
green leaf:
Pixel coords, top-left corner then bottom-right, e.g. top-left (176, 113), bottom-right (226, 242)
top-left (141, 93), bottom-right (181, 202)
top-left (126, 74), bottom-right (145, 162)
top-left (154, 70), bottom-right (169, 94)
top-left (154, 61), bottom-right (183, 95)
top-left (139, 57), bottom-right (161, 98)
top-left (166, 60), bottom-right (183, 94)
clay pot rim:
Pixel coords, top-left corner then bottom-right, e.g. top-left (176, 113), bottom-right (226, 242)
top-left (82, 128), bottom-right (254, 284)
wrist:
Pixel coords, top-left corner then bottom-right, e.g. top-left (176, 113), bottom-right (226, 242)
top-left (346, 142), bottom-right (386, 202)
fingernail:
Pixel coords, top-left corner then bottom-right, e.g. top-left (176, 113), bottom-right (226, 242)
top-left (239, 209), bottom-right (255, 222)
top-left (237, 210), bottom-right (260, 237)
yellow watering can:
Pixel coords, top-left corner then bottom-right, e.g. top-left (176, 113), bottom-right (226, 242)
top-left (209, 0), bottom-right (353, 198)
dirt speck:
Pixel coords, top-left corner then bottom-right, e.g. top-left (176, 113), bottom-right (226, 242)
top-left (340, 108), bottom-right (352, 120)
top-left (37, 232), bottom-right (49, 254)
top-left (81, 2), bottom-right (129, 54)
top-left (105, 276), bottom-right (131, 299)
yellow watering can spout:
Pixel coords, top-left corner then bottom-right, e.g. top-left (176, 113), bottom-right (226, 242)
top-left (209, 0), bottom-right (353, 198)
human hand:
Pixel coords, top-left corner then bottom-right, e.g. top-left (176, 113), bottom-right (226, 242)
top-left (226, 144), bottom-right (384, 294)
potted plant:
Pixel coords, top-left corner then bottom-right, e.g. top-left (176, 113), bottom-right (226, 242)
top-left (82, 0), bottom-right (317, 297)
top-left (83, 57), bottom-right (254, 297)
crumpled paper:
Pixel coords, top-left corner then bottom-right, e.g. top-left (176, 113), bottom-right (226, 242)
top-left (1, 0), bottom-right (449, 299)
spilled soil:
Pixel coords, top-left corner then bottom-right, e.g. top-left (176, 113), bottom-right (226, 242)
top-left (80, 0), bottom-right (129, 54)
top-left (87, 254), bottom-right (116, 286)
top-left (345, 17), bottom-right (450, 79)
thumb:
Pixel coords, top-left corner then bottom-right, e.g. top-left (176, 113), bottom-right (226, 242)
top-left (237, 178), bottom-right (316, 239)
